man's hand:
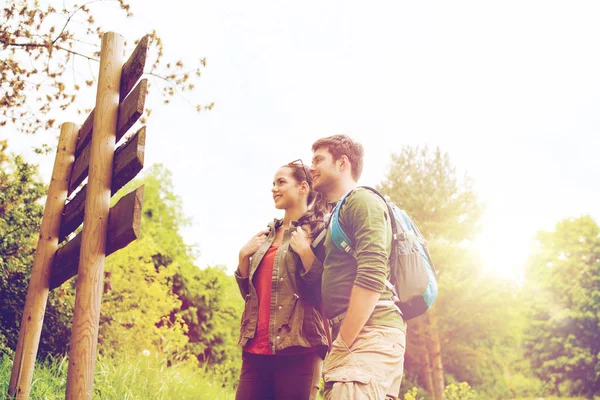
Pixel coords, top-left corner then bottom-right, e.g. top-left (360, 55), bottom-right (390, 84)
top-left (339, 285), bottom-right (381, 348)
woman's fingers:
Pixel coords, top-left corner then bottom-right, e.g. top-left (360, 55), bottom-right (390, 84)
top-left (256, 229), bottom-right (269, 237)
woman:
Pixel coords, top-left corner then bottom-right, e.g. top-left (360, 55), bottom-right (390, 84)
top-left (234, 160), bottom-right (329, 400)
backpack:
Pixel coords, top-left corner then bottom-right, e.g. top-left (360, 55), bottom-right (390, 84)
top-left (329, 186), bottom-right (438, 321)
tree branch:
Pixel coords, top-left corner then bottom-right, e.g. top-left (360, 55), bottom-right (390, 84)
top-left (55, 45), bottom-right (98, 62)
top-left (52, 0), bottom-right (110, 44)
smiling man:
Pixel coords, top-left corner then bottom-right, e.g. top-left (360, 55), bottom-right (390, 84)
top-left (310, 134), bottom-right (406, 400)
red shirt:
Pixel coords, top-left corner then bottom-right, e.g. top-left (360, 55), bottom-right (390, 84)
top-left (245, 245), bottom-right (278, 354)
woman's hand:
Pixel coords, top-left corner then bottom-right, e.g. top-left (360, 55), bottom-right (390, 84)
top-left (289, 226), bottom-right (311, 256)
top-left (237, 229), bottom-right (269, 278)
top-left (239, 229), bottom-right (269, 260)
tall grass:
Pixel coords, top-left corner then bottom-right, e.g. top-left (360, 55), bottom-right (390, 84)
top-left (0, 352), bottom-right (236, 399)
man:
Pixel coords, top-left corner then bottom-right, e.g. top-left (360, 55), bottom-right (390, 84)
top-left (309, 134), bottom-right (406, 400)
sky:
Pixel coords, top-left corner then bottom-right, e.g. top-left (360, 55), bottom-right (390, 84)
top-left (4, 0), bottom-right (600, 280)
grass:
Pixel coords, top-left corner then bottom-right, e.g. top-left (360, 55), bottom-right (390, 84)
top-left (0, 352), bottom-right (236, 399)
top-left (2, 353), bottom-right (596, 399)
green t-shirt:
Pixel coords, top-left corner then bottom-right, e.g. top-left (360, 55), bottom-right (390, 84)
top-left (321, 188), bottom-right (404, 333)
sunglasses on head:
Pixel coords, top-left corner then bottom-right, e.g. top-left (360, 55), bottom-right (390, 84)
top-left (288, 159), bottom-right (310, 183)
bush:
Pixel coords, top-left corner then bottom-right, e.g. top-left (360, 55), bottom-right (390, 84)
top-left (402, 386), bottom-right (425, 400)
top-left (444, 382), bottom-right (478, 400)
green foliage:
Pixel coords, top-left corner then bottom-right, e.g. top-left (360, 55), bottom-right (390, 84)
top-left (433, 246), bottom-right (520, 385)
top-left (378, 146), bottom-right (532, 399)
top-left (93, 353), bottom-right (234, 399)
top-left (0, 143), bottom-right (74, 358)
top-left (523, 216), bottom-right (600, 397)
top-left (98, 165), bottom-right (194, 360)
top-left (401, 383), bottom-right (480, 400)
top-left (0, 159), bottom-right (243, 392)
top-left (0, 353), bottom-right (69, 399)
top-left (97, 164), bottom-right (242, 386)
top-left (401, 386), bottom-right (427, 400)
top-left (173, 263), bottom-right (243, 385)
top-left (378, 148), bottom-right (484, 381)
top-left (0, 352), bottom-right (235, 399)
top-left (443, 382), bottom-right (478, 400)
top-left (377, 146), bottom-right (483, 242)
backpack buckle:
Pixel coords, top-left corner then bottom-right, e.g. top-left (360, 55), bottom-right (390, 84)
top-left (395, 232), bottom-right (409, 241)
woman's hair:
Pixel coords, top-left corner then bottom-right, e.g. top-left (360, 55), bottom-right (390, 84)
top-left (284, 163), bottom-right (327, 238)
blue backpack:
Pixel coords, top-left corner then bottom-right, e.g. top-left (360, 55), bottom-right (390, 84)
top-left (329, 186), bottom-right (438, 320)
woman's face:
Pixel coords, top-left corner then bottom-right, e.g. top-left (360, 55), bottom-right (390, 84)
top-left (272, 166), bottom-right (304, 210)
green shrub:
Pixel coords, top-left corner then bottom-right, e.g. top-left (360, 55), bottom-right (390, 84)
top-left (444, 382), bottom-right (478, 400)
top-left (402, 386), bottom-right (424, 400)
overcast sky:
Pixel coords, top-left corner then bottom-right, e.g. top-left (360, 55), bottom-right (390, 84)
top-left (5, 0), bottom-right (600, 280)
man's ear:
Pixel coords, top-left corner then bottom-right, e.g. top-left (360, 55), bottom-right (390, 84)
top-left (339, 155), bottom-right (350, 172)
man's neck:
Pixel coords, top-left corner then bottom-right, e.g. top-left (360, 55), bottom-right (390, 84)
top-left (327, 180), bottom-right (357, 203)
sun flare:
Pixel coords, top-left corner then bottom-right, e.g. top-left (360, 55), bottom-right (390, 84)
top-left (472, 227), bottom-right (527, 284)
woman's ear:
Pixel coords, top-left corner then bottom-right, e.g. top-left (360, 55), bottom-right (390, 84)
top-left (300, 181), bottom-right (310, 195)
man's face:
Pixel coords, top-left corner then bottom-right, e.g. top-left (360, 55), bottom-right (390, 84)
top-left (310, 147), bottom-right (339, 194)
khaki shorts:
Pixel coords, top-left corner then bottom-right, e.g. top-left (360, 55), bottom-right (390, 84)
top-left (323, 325), bottom-right (406, 400)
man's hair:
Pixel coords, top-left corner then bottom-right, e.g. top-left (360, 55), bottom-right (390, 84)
top-left (312, 134), bottom-right (364, 181)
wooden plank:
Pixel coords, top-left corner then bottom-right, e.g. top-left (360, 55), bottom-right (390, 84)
top-left (50, 185), bottom-right (144, 291)
top-left (60, 186), bottom-right (87, 243)
top-left (68, 83), bottom-right (147, 195)
top-left (116, 79), bottom-right (147, 144)
top-left (112, 125), bottom-right (146, 194)
top-left (74, 34), bottom-right (148, 158)
top-left (107, 185), bottom-right (144, 256)
top-left (120, 35), bottom-right (149, 101)
top-left (60, 127), bottom-right (146, 241)
top-left (75, 111), bottom-right (94, 157)
top-left (68, 143), bottom-right (91, 195)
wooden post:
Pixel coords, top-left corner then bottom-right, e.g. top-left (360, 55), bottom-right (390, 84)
top-left (8, 122), bottom-right (79, 399)
top-left (65, 32), bottom-right (124, 400)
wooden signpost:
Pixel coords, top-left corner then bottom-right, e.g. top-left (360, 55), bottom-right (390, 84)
top-left (9, 32), bottom-right (149, 400)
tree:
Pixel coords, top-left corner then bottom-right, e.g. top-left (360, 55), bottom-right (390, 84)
top-left (98, 165), bottom-right (192, 360)
top-left (1, 0), bottom-right (212, 135)
top-left (378, 146), bottom-right (485, 399)
top-left (98, 164), bottom-right (243, 385)
top-left (523, 216), bottom-right (600, 398)
top-left (173, 263), bottom-right (243, 386)
top-left (378, 147), bottom-right (483, 242)
top-left (432, 244), bottom-right (524, 398)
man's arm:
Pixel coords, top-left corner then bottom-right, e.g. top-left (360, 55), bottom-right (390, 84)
top-left (338, 285), bottom-right (380, 347)
top-left (338, 189), bottom-right (392, 347)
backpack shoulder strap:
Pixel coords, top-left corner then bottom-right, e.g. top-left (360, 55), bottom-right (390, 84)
top-left (330, 186), bottom-right (398, 254)
top-left (329, 189), bottom-right (356, 254)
